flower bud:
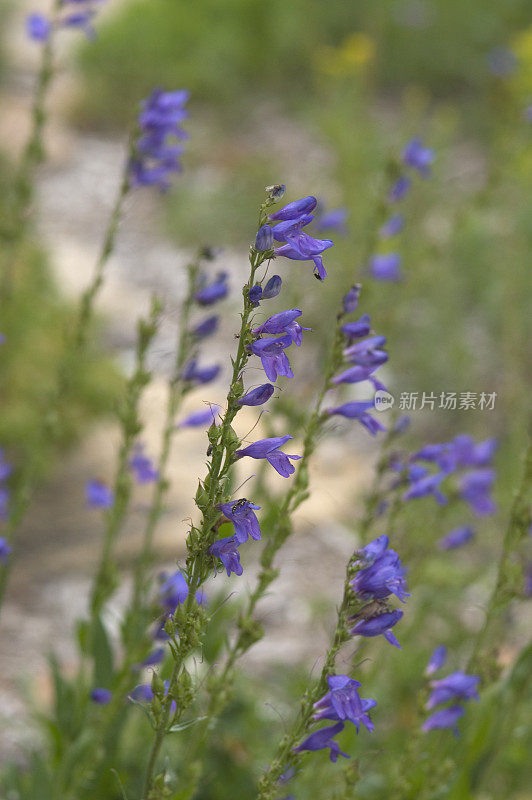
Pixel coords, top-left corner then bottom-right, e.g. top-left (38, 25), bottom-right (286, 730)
top-left (262, 274), bottom-right (282, 299)
top-left (255, 224), bottom-right (274, 251)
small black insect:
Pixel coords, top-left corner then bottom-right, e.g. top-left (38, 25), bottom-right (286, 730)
top-left (231, 498), bottom-right (248, 514)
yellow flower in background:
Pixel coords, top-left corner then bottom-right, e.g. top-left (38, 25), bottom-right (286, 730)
top-left (316, 32), bottom-right (375, 77)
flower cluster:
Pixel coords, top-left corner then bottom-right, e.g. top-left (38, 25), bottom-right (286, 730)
top-left (129, 89), bottom-right (189, 191)
top-left (369, 138), bottom-right (434, 282)
top-left (325, 287), bottom-right (387, 436)
top-left (267, 195), bottom-right (335, 281)
top-left (349, 534), bottom-right (409, 648)
top-left (26, 1), bottom-right (106, 42)
top-left (294, 675), bottom-right (376, 762)
top-left (422, 648), bottom-right (480, 735)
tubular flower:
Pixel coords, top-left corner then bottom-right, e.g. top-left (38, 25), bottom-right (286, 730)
top-left (235, 436), bottom-right (301, 478)
top-left (326, 402), bottom-right (385, 436)
top-left (192, 316), bottom-right (219, 339)
top-left (262, 274), bottom-right (282, 299)
top-left (159, 570), bottom-right (205, 613)
top-left (90, 688), bottom-right (112, 705)
top-left (438, 526), bottom-right (475, 550)
top-left (293, 721), bottom-right (348, 763)
top-left (342, 314), bottom-right (371, 340)
top-left (252, 309), bottom-right (309, 346)
top-left (176, 406), bottom-right (220, 429)
top-left (425, 645), bottom-right (447, 676)
top-left (236, 383), bottom-right (275, 406)
top-left (388, 175), bottom-right (411, 202)
top-left (268, 196), bottom-right (333, 280)
top-left (369, 253), bottom-right (402, 282)
top-left (458, 469), bottom-right (496, 516)
top-left (402, 138), bottom-right (435, 177)
top-left (194, 272), bottom-right (229, 305)
top-left (313, 675), bottom-right (376, 733)
top-left (209, 536), bottom-right (243, 577)
top-left (217, 499), bottom-right (261, 544)
top-left (129, 444), bottom-right (159, 484)
top-left (351, 540), bottom-right (410, 602)
top-left (86, 479), bottom-right (114, 509)
top-left (422, 705), bottom-right (464, 735)
top-left (343, 335), bottom-right (388, 367)
top-left (250, 335), bottom-right (294, 382)
top-left (350, 609), bottom-right (404, 648)
top-left (426, 671), bottom-right (480, 709)
top-left (379, 214), bottom-right (405, 238)
top-left (342, 284), bottom-right (361, 313)
top-left (182, 359), bottom-right (221, 385)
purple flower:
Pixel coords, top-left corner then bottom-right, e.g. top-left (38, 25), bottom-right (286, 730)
top-left (130, 680), bottom-right (177, 713)
top-left (255, 224), bottom-right (274, 251)
top-left (236, 383), bottom-right (275, 406)
top-left (313, 675), bottom-right (376, 733)
top-left (252, 309), bottom-right (309, 346)
top-left (343, 335), bottom-right (388, 368)
top-left (209, 536), bottom-right (243, 577)
top-left (422, 705), bottom-right (464, 735)
top-left (369, 253), bottom-right (402, 282)
top-left (331, 365), bottom-right (379, 386)
top-left (192, 316), bottom-right (219, 339)
top-left (342, 284), bottom-right (361, 313)
top-left (249, 284), bottom-right (263, 305)
top-left (129, 445), bottom-right (158, 484)
top-left (26, 12), bottom-right (51, 41)
top-left (235, 435), bottom-right (301, 478)
top-left (62, 9), bottom-right (97, 38)
top-left (355, 534), bottom-right (390, 565)
top-left (218, 499), bottom-right (261, 544)
top-left (379, 214), bottom-right (405, 238)
top-left (450, 435), bottom-right (497, 469)
top-left (195, 273), bottom-right (229, 306)
top-left (293, 721), bottom-right (348, 763)
top-left (316, 207), bottom-right (348, 234)
top-left (438, 526), bottom-right (475, 550)
top-left (137, 648), bottom-right (166, 668)
top-left (86, 479), bottom-right (114, 509)
top-left (269, 196), bottom-right (317, 221)
top-left (350, 610), bottom-right (404, 648)
top-left (342, 314), bottom-right (371, 340)
top-left (459, 469), bottom-right (496, 516)
top-left (351, 543), bottom-right (409, 602)
top-left (427, 671), bottom-right (480, 709)
top-left (403, 472), bottom-right (447, 505)
top-left (0, 537), bottom-right (12, 564)
top-left (250, 335), bottom-right (293, 382)
top-left (262, 274), bottom-right (282, 299)
top-left (176, 406), bottom-right (220, 429)
top-left (90, 687), bottom-right (112, 705)
top-left (326, 402), bottom-right (386, 436)
top-left (182, 359), bottom-right (221, 385)
top-left (159, 570), bottom-right (205, 613)
top-left (402, 139), bottom-right (435, 177)
top-left (275, 232), bottom-right (333, 281)
top-left (425, 645), bottom-right (447, 676)
top-left (388, 175), bottom-right (411, 202)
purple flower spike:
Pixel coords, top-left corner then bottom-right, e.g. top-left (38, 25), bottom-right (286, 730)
top-left (86, 479), bottom-right (114, 509)
top-left (293, 721), bottom-right (348, 763)
top-left (26, 13), bottom-right (51, 41)
top-left (326, 402), bottom-right (386, 437)
top-left (379, 214), bottom-right (405, 238)
top-left (369, 253), bottom-right (402, 282)
top-left (209, 536), bottom-right (243, 577)
top-left (425, 646), bottom-right (447, 676)
top-left (262, 275), bottom-right (282, 299)
top-left (236, 383), bottom-right (275, 406)
top-left (217, 499), bottom-right (261, 544)
top-left (195, 273), bottom-right (229, 306)
top-left (438, 526), bottom-right (475, 550)
top-left (422, 705), bottom-right (464, 735)
top-left (0, 537), bottom-right (12, 564)
top-left (350, 609), bottom-right (404, 648)
top-left (402, 138), bottom-right (435, 177)
top-left (388, 175), bottom-right (411, 203)
top-left (343, 285), bottom-right (361, 313)
top-left (342, 314), bottom-right (371, 340)
top-left (90, 687), bottom-right (112, 705)
top-left (176, 406), bottom-right (220, 429)
top-left (351, 544), bottom-right (410, 603)
top-left (269, 196), bottom-right (317, 221)
top-left (235, 435), bottom-right (301, 478)
top-left (252, 309), bottom-right (308, 346)
top-left (255, 224), bottom-right (274, 251)
top-left (192, 316), bottom-right (219, 339)
top-left (250, 335), bottom-right (293, 382)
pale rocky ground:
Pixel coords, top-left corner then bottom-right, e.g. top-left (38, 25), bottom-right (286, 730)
top-left (0, 3), bottom-right (377, 762)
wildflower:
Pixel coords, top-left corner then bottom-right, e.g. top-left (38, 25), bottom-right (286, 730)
top-left (252, 309), bottom-right (309, 346)
top-left (137, 648), bottom-right (165, 668)
top-left (293, 721), bottom-right (348, 763)
top-left (130, 681), bottom-right (177, 713)
top-left (275, 233), bottom-right (333, 281)
top-left (313, 675), bottom-right (376, 733)
top-left (402, 139), bottom-right (435, 177)
top-left (342, 314), bottom-right (371, 340)
top-left (403, 472), bottom-right (447, 504)
top-left (192, 316), bottom-right (219, 339)
top-left (86, 479), bottom-right (114, 509)
top-left (235, 436), bottom-right (301, 478)
top-left (379, 214), bottom-right (405, 238)
top-left (26, 12), bottom-right (51, 41)
top-left (90, 687), bottom-right (112, 705)
top-left (459, 469), bottom-right (496, 515)
top-left (388, 175), bottom-right (411, 202)
top-left (129, 445), bottom-right (158, 484)
top-left (269, 196), bottom-right (317, 221)
top-left (182, 359), bottom-right (221, 385)
top-left (129, 88), bottom-right (189, 191)
top-left (176, 406), bottom-right (220, 428)
top-left (0, 537), bottom-right (12, 564)
top-left (422, 705), bottom-right (464, 735)
top-left (343, 284), bottom-right (361, 313)
top-left (450, 435), bottom-right (497, 469)
top-left (217, 499), bottom-right (261, 544)
top-left (343, 335), bottom-right (388, 367)
top-left (326, 402), bottom-right (385, 436)
top-left (255, 224), bottom-right (274, 251)
top-left (369, 253), bottom-right (402, 282)
top-left (249, 285), bottom-right (263, 305)
top-left (351, 541), bottom-right (409, 602)
top-left (316, 207), bottom-right (348, 234)
top-left (438, 526), bottom-right (475, 550)
top-left (331, 365), bottom-right (380, 386)
top-left (250, 335), bottom-right (293, 382)
top-left (425, 645), bottom-right (447, 676)
top-left (209, 536), bottom-right (243, 577)
top-left (355, 534), bottom-right (390, 565)
top-left (159, 570), bottom-right (205, 613)
top-left (195, 273), bottom-right (229, 306)
top-left (427, 671), bottom-right (480, 710)
top-left (262, 274), bottom-right (282, 299)
top-left (350, 609), bottom-right (404, 648)
top-left (236, 383), bottom-right (275, 406)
